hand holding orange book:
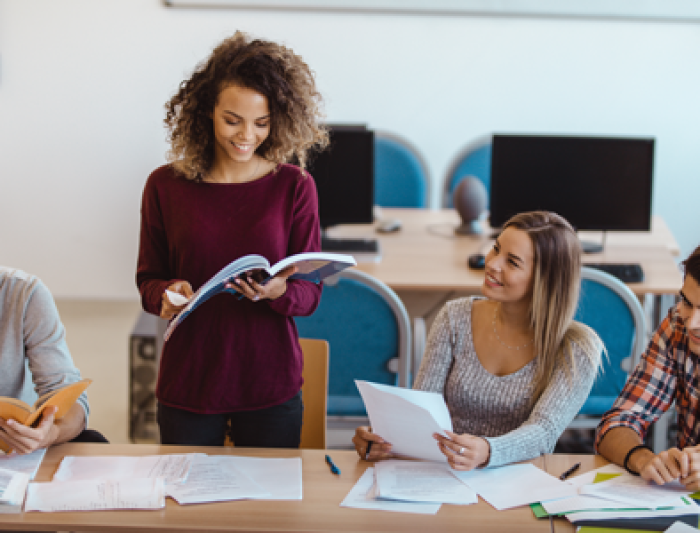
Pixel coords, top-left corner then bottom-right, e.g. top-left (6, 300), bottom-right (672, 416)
top-left (0, 378), bottom-right (92, 453)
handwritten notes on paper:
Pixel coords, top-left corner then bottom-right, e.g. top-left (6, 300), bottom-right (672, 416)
top-left (54, 454), bottom-right (198, 486)
top-left (374, 460), bottom-right (477, 505)
top-left (25, 478), bottom-right (165, 512)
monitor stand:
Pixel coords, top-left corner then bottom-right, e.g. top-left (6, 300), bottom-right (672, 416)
top-left (579, 232), bottom-right (606, 254)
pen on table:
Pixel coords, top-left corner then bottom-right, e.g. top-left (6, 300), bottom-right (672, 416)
top-left (325, 454), bottom-right (340, 475)
top-left (559, 462), bottom-right (581, 481)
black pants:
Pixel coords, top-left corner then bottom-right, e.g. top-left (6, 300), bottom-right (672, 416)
top-left (157, 392), bottom-right (303, 448)
top-left (69, 429), bottom-right (109, 443)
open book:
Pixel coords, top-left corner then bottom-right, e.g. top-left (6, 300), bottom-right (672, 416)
top-left (0, 379), bottom-right (92, 453)
top-left (163, 252), bottom-right (356, 341)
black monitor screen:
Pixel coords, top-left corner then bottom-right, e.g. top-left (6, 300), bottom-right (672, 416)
top-left (489, 135), bottom-right (654, 231)
top-left (306, 126), bottom-right (374, 229)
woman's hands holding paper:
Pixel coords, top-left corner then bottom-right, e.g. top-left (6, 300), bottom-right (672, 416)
top-left (161, 281), bottom-right (194, 320)
top-left (434, 431), bottom-right (491, 471)
top-left (0, 406), bottom-right (59, 454)
top-left (225, 266), bottom-right (298, 302)
top-left (353, 426), bottom-right (395, 461)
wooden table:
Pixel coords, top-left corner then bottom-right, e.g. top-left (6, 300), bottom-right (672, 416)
top-left (328, 208), bottom-right (682, 296)
top-left (0, 443), bottom-right (555, 533)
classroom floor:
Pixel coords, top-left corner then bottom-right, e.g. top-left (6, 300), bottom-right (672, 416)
top-left (56, 300), bottom-right (142, 445)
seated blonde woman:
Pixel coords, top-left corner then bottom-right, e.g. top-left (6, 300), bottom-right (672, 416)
top-left (353, 211), bottom-right (603, 470)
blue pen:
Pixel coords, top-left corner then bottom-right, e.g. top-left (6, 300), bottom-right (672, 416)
top-left (325, 454), bottom-right (340, 475)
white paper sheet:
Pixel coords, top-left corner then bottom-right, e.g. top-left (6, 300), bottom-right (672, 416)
top-left (340, 468), bottom-right (441, 514)
top-left (217, 456), bottom-right (303, 500)
top-left (0, 467), bottom-right (30, 504)
top-left (374, 460), bottom-right (477, 505)
top-left (53, 454), bottom-right (199, 486)
top-left (452, 463), bottom-right (578, 510)
top-left (666, 521), bottom-right (700, 532)
top-left (25, 478), bottom-right (165, 512)
top-left (0, 449), bottom-right (47, 480)
top-left (166, 455), bottom-right (270, 504)
top-left (355, 380), bottom-right (452, 462)
top-left (579, 472), bottom-right (693, 508)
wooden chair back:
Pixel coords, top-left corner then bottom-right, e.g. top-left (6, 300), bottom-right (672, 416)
top-left (299, 338), bottom-right (329, 449)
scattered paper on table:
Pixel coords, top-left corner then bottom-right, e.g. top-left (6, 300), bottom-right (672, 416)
top-left (167, 455), bottom-right (270, 504)
top-left (217, 456), bottom-right (303, 500)
top-left (453, 463), bottom-right (578, 510)
top-left (340, 468), bottom-right (441, 514)
top-left (579, 473), bottom-right (693, 508)
top-left (25, 478), bottom-right (165, 512)
top-left (374, 460), bottom-right (477, 505)
top-left (54, 454), bottom-right (199, 486)
top-left (0, 449), bottom-right (46, 480)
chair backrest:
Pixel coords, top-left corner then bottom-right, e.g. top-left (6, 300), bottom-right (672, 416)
top-left (374, 131), bottom-right (430, 208)
top-left (574, 267), bottom-right (647, 416)
top-left (443, 137), bottom-right (492, 208)
top-left (299, 338), bottom-right (329, 449)
top-left (294, 269), bottom-right (411, 417)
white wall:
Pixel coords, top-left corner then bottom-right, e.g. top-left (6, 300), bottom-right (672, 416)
top-left (1, 0), bottom-right (699, 299)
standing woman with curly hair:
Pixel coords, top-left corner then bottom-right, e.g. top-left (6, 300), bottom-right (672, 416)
top-left (137, 32), bottom-right (329, 447)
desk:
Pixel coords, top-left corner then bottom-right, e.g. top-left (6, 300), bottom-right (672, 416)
top-left (1, 443), bottom-right (552, 533)
top-left (328, 208), bottom-right (682, 296)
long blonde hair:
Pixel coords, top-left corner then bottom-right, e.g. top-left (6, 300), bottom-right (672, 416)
top-left (504, 211), bottom-right (602, 401)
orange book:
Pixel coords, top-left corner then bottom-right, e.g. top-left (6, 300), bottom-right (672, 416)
top-left (0, 378), bottom-right (92, 452)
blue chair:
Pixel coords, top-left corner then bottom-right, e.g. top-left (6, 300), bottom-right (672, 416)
top-left (568, 267), bottom-right (646, 430)
top-left (294, 269), bottom-right (411, 420)
top-left (374, 131), bottom-right (430, 208)
top-left (443, 137), bottom-right (492, 208)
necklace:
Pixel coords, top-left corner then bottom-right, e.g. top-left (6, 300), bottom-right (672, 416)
top-left (492, 306), bottom-right (533, 351)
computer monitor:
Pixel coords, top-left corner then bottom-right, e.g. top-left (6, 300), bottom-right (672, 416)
top-left (489, 135), bottom-right (655, 237)
top-left (306, 125), bottom-right (374, 230)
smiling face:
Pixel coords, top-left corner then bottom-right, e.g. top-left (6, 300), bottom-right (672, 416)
top-left (482, 227), bottom-right (535, 304)
top-left (211, 84), bottom-right (271, 166)
top-left (679, 274), bottom-right (700, 355)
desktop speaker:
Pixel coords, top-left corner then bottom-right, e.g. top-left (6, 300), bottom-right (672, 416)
top-left (129, 311), bottom-right (165, 443)
top-left (453, 176), bottom-right (487, 235)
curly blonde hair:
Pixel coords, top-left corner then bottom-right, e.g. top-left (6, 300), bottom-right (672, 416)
top-left (164, 31), bottom-right (329, 181)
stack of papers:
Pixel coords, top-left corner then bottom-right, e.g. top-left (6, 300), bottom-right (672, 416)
top-left (341, 460), bottom-right (475, 514)
top-left (0, 449), bottom-right (47, 513)
top-left (341, 460), bottom-right (577, 514)
top-left (23, 453), bottom-right (303, 513)
top-left (537, 464), bottom-right (700, 530)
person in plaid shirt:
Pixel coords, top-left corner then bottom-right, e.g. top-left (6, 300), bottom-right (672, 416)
top-left (596, 244), bottom-right (700, 489)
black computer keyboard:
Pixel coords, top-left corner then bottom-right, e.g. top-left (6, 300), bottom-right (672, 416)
top-left (585, 263), bottom-right (645, 283)
top-left (321, 237), bottom-right (379, 253)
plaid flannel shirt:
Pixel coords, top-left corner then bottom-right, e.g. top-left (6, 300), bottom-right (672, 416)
top-left (595, 303), bottom-right (698, 450)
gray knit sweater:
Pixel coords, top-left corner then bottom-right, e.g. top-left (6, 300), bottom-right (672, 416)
top-left (414, 297), bottom-right (597, 467)
top-left (0, 267), bottom-right (88, 418)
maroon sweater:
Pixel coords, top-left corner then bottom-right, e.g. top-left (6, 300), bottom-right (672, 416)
top-left (137, 164), bottom-right (322, 413)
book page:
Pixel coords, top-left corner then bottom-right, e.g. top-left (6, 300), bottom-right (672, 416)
top-left (27, 379), bottom-right (92, 427)
top-left (25, 478), bottom-right (165, 512)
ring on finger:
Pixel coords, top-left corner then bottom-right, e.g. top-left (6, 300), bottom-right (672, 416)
top-left (253, 295), bottom-right (260, 302)
top-left (459, 447), bottom-right (466, 455)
